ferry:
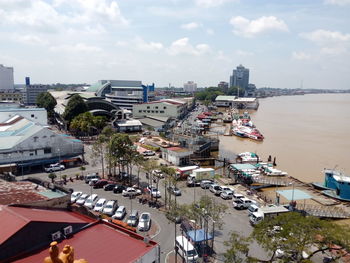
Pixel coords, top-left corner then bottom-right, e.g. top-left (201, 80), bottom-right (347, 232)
top-left (312, 169), bottom-right (350, 201)
top-left (237, 152), bottom-right (259, 162)
top-left (232, 125), bottom-right (264, 141)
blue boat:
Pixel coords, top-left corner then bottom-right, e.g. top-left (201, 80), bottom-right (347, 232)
top-left (312, 169), bottom-right (350, 201)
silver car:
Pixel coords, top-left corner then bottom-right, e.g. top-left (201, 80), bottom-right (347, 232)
top-left (127, 210), bottom-right (139, 227)
top-left (71, 191), bottom-right (82, 203)
top-left (138, 212), bottom-right (151, 231)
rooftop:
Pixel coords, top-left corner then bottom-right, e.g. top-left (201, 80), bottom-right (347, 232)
top-left (0, 205), bottom-right (94, 245)
top-left (0, 180), bottom-right (66, 205)
top-left (215, 95), bottom-right (237, 101)
top-left (167, 146), bottom-right (191, 153)
top-left (14, 220), bottom-right (158, 263)
top-left (230, 163), bottom-right (257, 171)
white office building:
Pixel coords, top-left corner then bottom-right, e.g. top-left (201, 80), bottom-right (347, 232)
top-left (133, 99), bottom-right (187, 119)
top-left (183, 81), bottom-right (197, 92)
top-left (0, 64), bottom-right (14, 90)
top-left (22, 85), bottom-right (49, 105)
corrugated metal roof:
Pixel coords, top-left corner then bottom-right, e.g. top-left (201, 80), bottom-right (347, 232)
top-left (14, 221), bottom-right (158, 263)
top-left (215, 95), bottom-right (237, 101)
top-left (0, 206), bottom-right (94, 244)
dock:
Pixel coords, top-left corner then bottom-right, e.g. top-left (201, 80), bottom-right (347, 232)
top-left (298, 204), bottom-right (350, 219)
top-left (252, 176), bottom-right (293, 187)
top-left (224, 124), bottom-right (232, 136)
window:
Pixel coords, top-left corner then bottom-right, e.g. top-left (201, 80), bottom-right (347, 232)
top-left (147, 106), bottom-right (150, 109)
top-left (155, 106), bottom-right (158, 109)
top-left (139, 110), bottom-right (142, 113)
top-left (33, 136), bottom-right (38, 142)
top-left (155, 111), bottom-right (158, 113)
top-left (151, 111), bottom-right (154, 113)
top-left (31, 114), bottom-right (34, 118)
top-left (44, 148), bottom-right (51, 154)
top-left (160, 111), bottom-right (164, 113)
top-left (147, 110), bottom-right (150, 113)
top-left (163, 106), bottom-right (167, 109)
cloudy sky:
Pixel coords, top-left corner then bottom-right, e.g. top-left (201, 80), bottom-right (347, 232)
top-left (1, 0), bottom-right (349, 89)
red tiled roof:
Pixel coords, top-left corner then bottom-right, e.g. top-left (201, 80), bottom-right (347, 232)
top-left (14, 221), bottom-right (158, 263)
top-left (0, 206), bottom-right (94, 244)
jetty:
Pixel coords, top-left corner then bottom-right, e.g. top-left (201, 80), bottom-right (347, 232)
top-left (223, 124), bottom-right (232, 136)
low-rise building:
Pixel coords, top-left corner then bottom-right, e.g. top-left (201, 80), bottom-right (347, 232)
top-left (22, 84), bottom-right (49, 105)
top-left (0, 115), bottom-right (83, 170)
top-left (0, 90), bottom-right (23, 103)
top-left (215, 95), bottom-right (259, 109)
top-left (161, 146), bottom-right (193, 166)
top-left (0, 107), bottom-right (47, 126)
top-left (133, 99), bottom-right (187, 119)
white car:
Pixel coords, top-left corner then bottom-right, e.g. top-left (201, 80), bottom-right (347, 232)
top-left (233, 198), bottom-right (256, 210)
top-left (138, 212), bottom-right (151, 231)
top-left (220, 190), bottom-right (234, 200)
top-left (84, 194), bottom-right (99, 209)
top-left (143, 150), bottom-right (155, 156)
top-left (122, 187), bottom-right (142, 197)
top-left (45, 163), bottom-right (65, 173)
top-left (112, 206), bottom-right (126, 220)
top-left (102, 200), bottom-right (118, 216)
top-left (93, 198), bottom-right (107, 212)
top-left (147, 186), bottom-right (161, 198)
top-left (76, 194), bottom-right (89, 205)
top-left (71, 191), bottom-right (82, 203)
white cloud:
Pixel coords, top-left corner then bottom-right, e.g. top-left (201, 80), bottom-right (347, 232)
top-left (115, 41), bottom-right (128, 47)
top-left (324, 0), bottom-right (350, 5)
top-left (300, 29), bottom-right (350, 45)
top-left (195, 0), bottom-right (238, 8)
top-left (236, 49), bottom-right (254, 56)
top-left (292, 51), bottom-right (311, 60)
top-left (167, 38), bottom-right (210, 56)
top-left (12, 34), bottom-right (48, 46)
top-left (181, 22), bottom-right (200, 30)
top-left (321, 47), bottom-right (347, 55)
top-left (206, 28), bottom-right (214, 35)
top-left (135, 37), bottom-right (164, 52)
top-left (49, 43), bottom-right (102, 52)
top-left (230, 16), bottom-right (288, 38)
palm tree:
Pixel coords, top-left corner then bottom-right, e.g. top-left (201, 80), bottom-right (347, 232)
top-left (48, 173), bottom-right (57, 183)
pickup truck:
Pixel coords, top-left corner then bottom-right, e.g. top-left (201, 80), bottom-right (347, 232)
top-left (45, 163), bottom-right (65, 173)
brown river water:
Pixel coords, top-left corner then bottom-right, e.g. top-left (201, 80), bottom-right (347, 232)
top-left (219, 93), bottom-right (350, 183)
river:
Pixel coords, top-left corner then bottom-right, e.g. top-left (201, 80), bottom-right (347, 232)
top-left (219, 93), bottom-right (350, 183)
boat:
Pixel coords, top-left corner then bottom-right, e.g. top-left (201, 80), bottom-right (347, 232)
top-left (232, 127), bottom-right (248, 138)
top-left (312, 169), bottom-right (350, 201)
top-left (232, 125), bottom-right (264, 141)
top-left (237, 152), bottom-right (259, 162)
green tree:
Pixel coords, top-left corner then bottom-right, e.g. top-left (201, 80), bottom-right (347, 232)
top-left (62, 94), bottom-right (88, 123)
top-left (48, 173), bottom-right (57, 183)
top-left (91, 134), bottom-right (107, 178)
top-left (223, 231), bottom-right (252, 263)
top-left (224, 212), bottom-right (350, 263)
top-left (108, 133), bottom-right (133, 178)
top-left (36, 92), bottom-right (57, 120)
top-left (70, 112), bottom-right (107, 136)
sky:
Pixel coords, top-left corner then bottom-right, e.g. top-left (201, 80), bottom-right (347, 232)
top-left (0, 0), bottom-right (350, 89)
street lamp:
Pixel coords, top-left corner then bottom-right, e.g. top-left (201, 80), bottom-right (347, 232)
top-left (58, 148), bottom-right (61, 180)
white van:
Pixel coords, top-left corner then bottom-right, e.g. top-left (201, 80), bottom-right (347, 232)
top-left (84, 173), bottom-right (100, 184)
top-left (248, 204), bottom-right (259, 215)
top-left (175, 236), bottom-right (198, 263)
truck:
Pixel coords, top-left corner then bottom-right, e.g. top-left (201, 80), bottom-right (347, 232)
top-left (249, 205), bottom-right (290, 225)
top-left (175, 165), bottom-right (199, 179)
top-left (187, 168), bottom-right (215, 187)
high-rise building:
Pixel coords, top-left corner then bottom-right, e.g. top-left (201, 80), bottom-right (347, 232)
top-left (22, 78), bottom-right (49, 105)
top-left (0, 64), bottom-right (14, 90)
top-left (183, 81), bottom-right (197, 92)
top-left (218, 81), bottom-right (229, 93)
top-left (229, 64), bottom-right (249, 92)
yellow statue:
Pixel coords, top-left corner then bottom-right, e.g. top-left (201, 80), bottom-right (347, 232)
top-left (44, 241), bottom-right (88, 263)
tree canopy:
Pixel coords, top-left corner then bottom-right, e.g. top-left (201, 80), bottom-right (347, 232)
top-left (70, 112), bottom-right (107, 135)
top-left (62, 94), bottom-right (88, 123)
top-left (224, 212), bottom-right (350, 263)
top-left (36, 92), bottom-right (57, 118)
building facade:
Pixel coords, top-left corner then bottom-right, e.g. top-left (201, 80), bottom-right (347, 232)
top-left (133, 99), bottom-right (187, 119)
top-left (0, 115), bottom-right (83, 168)
top-left (0, 90), bottom-right (23, 103)
top-left (218, 81), bottom-right (229, 93)
top-left (87, 80), bottom-right (155, 110)
top-left (183, 81), bottom-right (197, 93)
top-left (22, 85), bottom-right (49, 105)
top-left (230, 64), bottom-right (249, 92)
top-left (0, 64), bottom-right (14, 90)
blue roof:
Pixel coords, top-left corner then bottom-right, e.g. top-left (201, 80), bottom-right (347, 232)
top-left (277, 189), bottom-right (312, 201)
top-left (186, 229), bottom-right (213, 242)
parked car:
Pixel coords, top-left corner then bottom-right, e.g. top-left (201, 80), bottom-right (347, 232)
top-left (200, 180), bottom-right (214, 189)
top-left (142, 150), bottom-right (155, 156)
top-left (102, 200), bottom-right (118, 216)
top-left (232, 193), bottom-right (245, 201)
top-left (70, 191), bottom-right (82, 203)
top-left (44, 163), bottom-right (65, 173)
top-left (112, 206), bottom-right (126, 220)
top-left (168, 186), bottom-right (181, 196)
top-left (142, 131), bottom-right (151, 136)
top-left (233, 198), bottom-right (256, 210)
top-left (122, 187), bottom-right (142, 197)
top-left (127, 210), bottom-right (139, 227)
top-left (89, 178), bottom-right (99, 186)
top-left (93, 179), bottom-right (111, 189)
top-left (84, 194), bottom-right (99, 209)
top-left (220, 189), bottom-right (234, 200)
top-left (147, 186), bottom-right (161, 198)
top-left (76, 194), bottom-right (89, 205)
top-left (113, 185), bottom-right (127, 194)
top-left (209, 184), bottom-right (221, 195)
top-left (152, 169), bottom-right (164, 179)
top-left (138, 212), bottom-right (151, 231)
top-left (93, 198), bottom-right (107, 212)
top-left (84, 173), bottom-right (101, 184)
top-left (104, 183), bottom-right (117, 191)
